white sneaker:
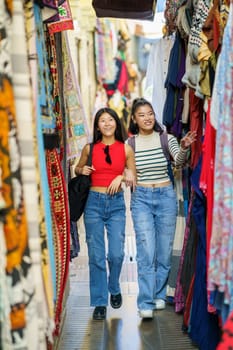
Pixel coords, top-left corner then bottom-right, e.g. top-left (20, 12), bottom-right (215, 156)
top-left (138, 309), bottom-right (154, 319)
top-left (154, 299), bottom-right (166, 310)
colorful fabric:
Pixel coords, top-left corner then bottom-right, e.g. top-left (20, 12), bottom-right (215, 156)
top-left (11, 0), bottom-right (49, 347)
top-left (0, 219), bottom-right (12, 349)
top-left (208, 3), bottom-right (233, 307)
top-left (199, 100), bottom-right (216, 277)
top-left (164, 0), bottom-right (187, 35)
top-left (34, 1), bottom-right (56, 328)
top-left (45, 149), bottom-right (70, 336)
top-left (43, 0), bottom-right (74, 34)
top-left (46, 32), bottom-right (64, 161)
top-left (62, 31), bottom-right (90, 163)
top-left (24, 0), bottom-right (54, 344)
top-left (217, 311), bottom-right (233, 349)
top-left (0, 0), bottom-right (34, 346)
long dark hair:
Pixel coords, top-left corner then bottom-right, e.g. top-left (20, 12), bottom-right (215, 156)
top-left (128, 98), bottom-right (163, 135)
top-left (93, 107), bottom-right (124, 143)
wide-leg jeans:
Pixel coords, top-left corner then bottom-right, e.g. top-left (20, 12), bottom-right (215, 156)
top-left (131, 185), bottom-right (177, 310)
top-left (84, 190), bottom-right (126, 306)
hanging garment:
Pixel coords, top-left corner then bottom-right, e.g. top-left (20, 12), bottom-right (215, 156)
top-left (34, 3), bottom-right (57, 337)
top-left (208, 3), bottom-right (233, 310)
top-left (189, 88), bottom-right (204, 169)
top-left (174, 190), bottom-right (196, 313)
top-left (144, 36), bottom-right (174, 124)
top-left (162, 32), bottom-right (186, 137)
top-left (62, 31), bottom-right (90, 163)
top-left (92, 0), bottom-right (156, 20)
top-left (167, 168), bottom-right (186, 298)
top-left (189, 158), bottom-right (221, 350)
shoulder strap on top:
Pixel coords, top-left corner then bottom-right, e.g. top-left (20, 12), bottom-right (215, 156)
top-left (86, 143), bottom-right (94, 166)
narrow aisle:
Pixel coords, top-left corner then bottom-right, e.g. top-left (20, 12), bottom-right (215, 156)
top-left (58, 190), bottom-right (198, 350)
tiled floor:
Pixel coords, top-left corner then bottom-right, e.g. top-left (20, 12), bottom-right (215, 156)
top-left (57, 189), bottom-right (198, 350)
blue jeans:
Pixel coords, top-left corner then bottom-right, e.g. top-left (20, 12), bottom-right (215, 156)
top-left (131, 185), bottom-right (177, 310)
top-left (84, 190), bottom-right (126, 306)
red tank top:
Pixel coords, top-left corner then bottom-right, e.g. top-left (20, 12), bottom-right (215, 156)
top-left (91, 141), bottom-right (126, 187)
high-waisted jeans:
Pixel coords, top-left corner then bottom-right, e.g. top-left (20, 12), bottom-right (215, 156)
top-left (131, 185), bottom-right (177, 310)
top-left (84, 190), bottom-right (126, 306)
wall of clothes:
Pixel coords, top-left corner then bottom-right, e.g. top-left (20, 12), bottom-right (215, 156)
top-left (143, 0), bottom-right (232, 349)
top-left (0, 0), bottom-right (90, 348)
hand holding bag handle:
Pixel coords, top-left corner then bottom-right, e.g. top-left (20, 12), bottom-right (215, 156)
top-left (68, 143), bottom-right (94, 221)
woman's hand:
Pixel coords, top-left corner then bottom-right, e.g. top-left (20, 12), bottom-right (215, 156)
top-left (107, 175), bottom-right (123, 195)
top-left (180, 131), bottom-right (197, 150)
top-left (76, 165), bottom-right (95, 176)
top-left (124, 168), bottom-right (136, 191)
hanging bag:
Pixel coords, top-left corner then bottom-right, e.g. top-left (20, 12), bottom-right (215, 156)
top-left (68, 143), bottom-right (94, 221)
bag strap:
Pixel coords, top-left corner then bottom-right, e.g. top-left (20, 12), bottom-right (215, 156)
top-left (86, 143), bottom-right (94, 166)
top-left (159, 131), bottom-right (170, 161)
top-left (127, 135), bottom-right (135, 151)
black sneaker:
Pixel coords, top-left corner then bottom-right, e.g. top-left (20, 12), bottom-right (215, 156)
top-left (93, 306), bottom-right (106, 320)
top-left (110, 293), bottom-right (122, 309)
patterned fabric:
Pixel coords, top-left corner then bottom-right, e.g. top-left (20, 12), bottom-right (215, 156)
top-left (164, 0), bottom-right (187, 35)
top-left (45, 149), bottom-right (70, 336)
top-left (11, 0), bottom-right (48, 347)
top-left (0, 0), bottom-right (34, 346)
top-left (34, 1), bottom-right (56, 333)
top-left (46, 32), bottom-right (64, 161)
top-left (0, 219), bottom-right (12, 348)
top-left (188, 0), bottom-right (213, 64)
top-left (43, 0), bottom-right (74, 34)
top-left (62, 31), bottom-right (90, 163)
top-left (24, 0), bottom-right (55, 344)
top-left (208, 3), bottom-right (233, 307)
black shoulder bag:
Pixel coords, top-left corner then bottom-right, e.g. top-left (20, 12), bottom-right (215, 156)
top-left (68, 143), bottom-right (94, 221)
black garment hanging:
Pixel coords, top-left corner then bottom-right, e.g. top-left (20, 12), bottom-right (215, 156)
top-left (92, 0), bottom-right (156, 21)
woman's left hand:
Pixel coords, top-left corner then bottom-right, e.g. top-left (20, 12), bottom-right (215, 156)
top-left (107, 176), bottom-right (123, 195)
top-left (180, 131), bottom-right (197, 150)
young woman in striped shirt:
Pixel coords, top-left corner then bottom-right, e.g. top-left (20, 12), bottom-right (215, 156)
top-left (127, 98), bottom-right (196, 319)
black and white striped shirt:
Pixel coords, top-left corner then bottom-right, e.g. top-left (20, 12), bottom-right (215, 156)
top-left (132, 132), bottom-right (188, 184)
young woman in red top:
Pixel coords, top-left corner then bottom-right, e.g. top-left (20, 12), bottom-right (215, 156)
top-left (75, 107), bottom-right (136, 320)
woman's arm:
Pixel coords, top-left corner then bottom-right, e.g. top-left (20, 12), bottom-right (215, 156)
top-left (124, 144), bottom-right (137, 189)
top-left (168, 131), bottom-right (197, 167)
top-left (74, 144), bottom-right (95, 176)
